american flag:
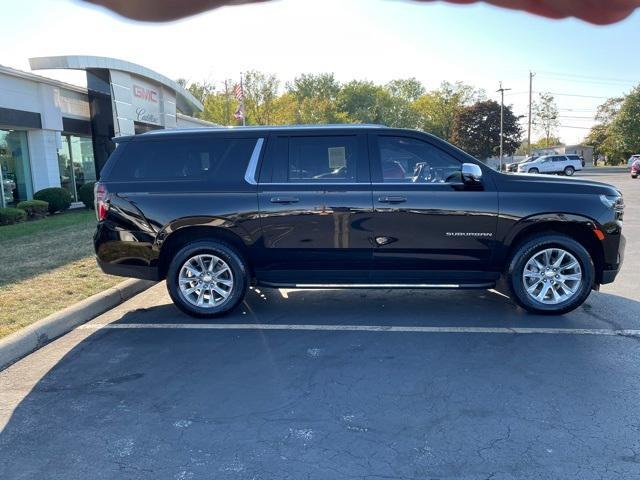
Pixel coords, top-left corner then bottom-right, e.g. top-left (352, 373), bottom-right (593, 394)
top-left (233, 83), bottom-right (244, 101)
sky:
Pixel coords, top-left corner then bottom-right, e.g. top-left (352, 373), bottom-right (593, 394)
top-left (1, 0), bottom-right (639, 144)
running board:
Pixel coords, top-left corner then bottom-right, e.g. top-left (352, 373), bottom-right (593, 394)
top-left (258, 282), bottom-right (496, 290)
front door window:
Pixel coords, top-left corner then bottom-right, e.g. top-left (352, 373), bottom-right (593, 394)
top-left (0, 129), bottom-right (33, 208)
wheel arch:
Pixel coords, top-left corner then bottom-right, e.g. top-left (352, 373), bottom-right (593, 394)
top-left (156, 222), bottom-right (253, 280)
top-left (502, 215), bottom-right (606, 284)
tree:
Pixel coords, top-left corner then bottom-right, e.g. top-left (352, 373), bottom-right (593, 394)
top-left (286, 73), bottom-right (347, 124)
top-left (609, 85), bottom-right (640, 158)
top-left (385, 78), bottom-right (425, 103)
top-left (452, 100), bottom-right (522, 159)
top-left (531, 136), bottom-right (563, 150)
top-left (412, 82), bottom-right (484, 141)
top-left (533, 93), bottom-right (560, 147)
top-left (337, 81), bottom-right (395, 125)
top-left (243, 70), bottom-right (280, 125)
top-left (287, 73), bottom-right (341, 102)
top-left (584, 89), bottom-right (640, 165)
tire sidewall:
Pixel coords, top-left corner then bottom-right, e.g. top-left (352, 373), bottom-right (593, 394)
top-left (166, 240), bottom-right (248, 318)
top-left (564, 167), bottom-right (575, 176)
top-left (529, 168), bottom-right (539, 174)
top-left (507, 235), bottom-right (594, 315)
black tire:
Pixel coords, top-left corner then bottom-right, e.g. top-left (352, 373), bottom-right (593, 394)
top-left (504, 234), bottom-right (595, 315)
top-left (528, 168), bottom-right (539, 174)
top-left (632, 174), bottom-right (638, 179)
top-left (564, 166), bottom-right (575, 176)
top-left (166, 240), bottom-right (249, 318)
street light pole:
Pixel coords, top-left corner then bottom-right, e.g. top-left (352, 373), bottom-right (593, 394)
top-left (497, 82), bottom-right (512, 172)
top-left (527, 71), bottom-right (536, 155)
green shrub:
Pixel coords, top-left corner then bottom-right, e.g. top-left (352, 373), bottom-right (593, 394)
top-left (78, 182), bottom-right (95, 210)
top-left (0, 207), bottom-right (27, 226)
top-left (33, 187), bottom-right (72, 214)
top-left (17, 200), bottom-right (49, 219)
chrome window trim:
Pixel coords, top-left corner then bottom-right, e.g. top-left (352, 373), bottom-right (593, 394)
top-left (244, 138), bottom-right (264, 185)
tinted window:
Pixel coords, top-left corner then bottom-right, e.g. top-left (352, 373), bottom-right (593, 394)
top-left (552, 156), bottom-right (565, 162)
top-left (108, 137), bottom-right (257, 183)
top-left (287, 136), bottom-right (357, 183)
top-left (378, 136), bottom-right (461, 183)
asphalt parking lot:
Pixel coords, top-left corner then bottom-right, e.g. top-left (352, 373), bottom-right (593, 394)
top-left (1, 169), bottom-right (639, 480)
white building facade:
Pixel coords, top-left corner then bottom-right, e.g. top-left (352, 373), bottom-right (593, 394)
top-left (0, 56), bottom-right (212, 208)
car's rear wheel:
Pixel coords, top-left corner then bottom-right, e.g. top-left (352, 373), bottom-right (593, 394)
top-left (528, 168), bottom-right (539, 174)
top-left (505, 234), bottom-right (594, 315)
top-left (564, 166), bottom-right (575, 176)
top-left (166, 240), bottom-right (249, 318)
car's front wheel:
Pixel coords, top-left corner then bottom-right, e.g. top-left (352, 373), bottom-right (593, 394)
top-left (505, 234), bottom-right (594, 315)
top-left (564, 166), bottom-right (575, 176)
top-left (166, 240), bottom-right (249, 318)
top-left (528, 168), bottom-right (539, 174)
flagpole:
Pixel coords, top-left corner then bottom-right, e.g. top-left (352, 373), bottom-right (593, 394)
top-left (224, 79), bottom-right (230, 126)
top-left (240, 72), bottom-right (246, 127)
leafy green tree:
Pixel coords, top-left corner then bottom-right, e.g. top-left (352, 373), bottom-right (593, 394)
top-left (531, 136), bottom-right (563, 150)
top-left (452, 100), bottom-right (522, 159)
top-left (287, 73), bottom-right (341, 102)
top-left (585, 90), bottom-right (640, 165)
top-left (337, 80), bottom-right (395, 125)
top-left (286, 73), bottom-right (347, 124)
top-left (385, 78), bottom-right (425, 103)
top-left (533, 93), bottom-right (560, 147)
top-left (609, 85), bottom-right (640, 157)
top-left (243, 70), bottom-right (280, 125)
top-left (412, 82), bottom-right (484, 141)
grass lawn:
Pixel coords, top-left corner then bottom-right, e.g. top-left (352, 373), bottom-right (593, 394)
top-left (0, 209), bottom-right (122, 339)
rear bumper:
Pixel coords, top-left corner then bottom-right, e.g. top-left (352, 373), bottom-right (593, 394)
top-left (97, 259), bottom-right (160, 281)
top-left (94, 221), bottom-right (160, 281)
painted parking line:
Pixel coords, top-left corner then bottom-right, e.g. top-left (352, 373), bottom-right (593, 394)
top-left (78, 323), bottom-right (640, 337)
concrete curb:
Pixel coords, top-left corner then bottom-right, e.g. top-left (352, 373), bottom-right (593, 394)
top-left (0, 279), bottom-right (156, 371)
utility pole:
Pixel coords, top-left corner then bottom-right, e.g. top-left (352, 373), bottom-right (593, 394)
top-left (497, 82), bottom-right (512, 172)
top-left (527, 71), bottom-right (536, 155)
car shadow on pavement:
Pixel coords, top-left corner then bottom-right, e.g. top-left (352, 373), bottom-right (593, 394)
top-left (2, 287), bottom-right (640, 479)
top-left (110, 285), bottom-right (640, 332)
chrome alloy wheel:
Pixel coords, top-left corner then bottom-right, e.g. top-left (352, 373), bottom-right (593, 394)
top-left (178, 254), bottom-right (234, 308)
top-left (522, 248), bottom-right (583, 305)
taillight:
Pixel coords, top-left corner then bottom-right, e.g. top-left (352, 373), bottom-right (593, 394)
top-left (94, 182), bottom-right (109, 221)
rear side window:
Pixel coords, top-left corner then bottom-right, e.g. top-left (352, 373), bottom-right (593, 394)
top-left (287, 136), bottom-right (358, 183)
top-left (107, 137), bottom-right (257, 184)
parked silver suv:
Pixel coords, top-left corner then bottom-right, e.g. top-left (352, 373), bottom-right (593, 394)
top-left (518, 155), bottom-right (583, 176)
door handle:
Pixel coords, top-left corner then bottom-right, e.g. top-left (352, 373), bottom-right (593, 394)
top-left (378, 196), bottom-right (407, 204)
top-left (270, 197), bottom-right (300, 204)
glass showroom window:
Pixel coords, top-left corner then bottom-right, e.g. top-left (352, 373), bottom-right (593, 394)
top-left (57, 135), bottom-right (97, 202)
top-left (0, 129), bottom-right (33, 208)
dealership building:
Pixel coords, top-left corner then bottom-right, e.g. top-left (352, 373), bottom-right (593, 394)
top-left (0, 56), bottom-right (212, 208)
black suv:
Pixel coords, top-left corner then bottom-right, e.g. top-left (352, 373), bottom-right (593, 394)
top-left (94, 125), bottom-right (625, 317)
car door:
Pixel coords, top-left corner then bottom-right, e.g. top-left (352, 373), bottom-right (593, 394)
top-left (368, 134), bottom-right (499, 282)
top-left (255, 132), bottom-right (374, 283)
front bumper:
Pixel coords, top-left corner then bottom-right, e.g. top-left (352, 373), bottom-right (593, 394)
top-left (600, 233), bottom-right (625, 285)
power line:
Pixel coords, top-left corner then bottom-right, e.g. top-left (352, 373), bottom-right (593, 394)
top-left (534, 91), bottom-right (609, 99)
top-left (536, 70), bottom-right (638, 85)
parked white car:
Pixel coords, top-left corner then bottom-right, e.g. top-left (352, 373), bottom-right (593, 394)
top-left (517, 155), bottom-right (583, 176)
top-left (628, 154), bottom-right (640, 166)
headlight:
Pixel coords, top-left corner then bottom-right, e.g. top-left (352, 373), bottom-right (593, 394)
top-left (600, 194), bottom-right (624, 211)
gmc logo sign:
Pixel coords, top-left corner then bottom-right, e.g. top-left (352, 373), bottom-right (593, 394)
top-left (133, 85), bottom-right (158, 103)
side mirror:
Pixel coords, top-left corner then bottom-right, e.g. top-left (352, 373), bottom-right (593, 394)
top-left (461, 163), bottom-right (483, 184)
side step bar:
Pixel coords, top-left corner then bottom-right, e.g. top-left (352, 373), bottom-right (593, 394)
top-left (258, 282), bottom-right (496, 290)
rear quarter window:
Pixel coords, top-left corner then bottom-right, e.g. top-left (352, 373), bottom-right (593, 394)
top-left (106, 137), bottom-right (257, 185)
